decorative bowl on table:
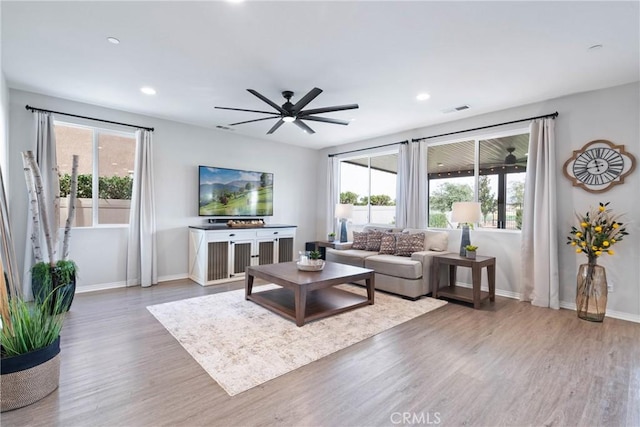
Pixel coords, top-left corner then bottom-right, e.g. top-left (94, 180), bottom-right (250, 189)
top-left (296, 260), bottom-right (325, 271)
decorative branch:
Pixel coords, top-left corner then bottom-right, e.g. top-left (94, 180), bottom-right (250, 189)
top-left (62, 155), bottom-right (79, 260)
top-left (24, 151), bottom-right (55, 265)
top-left (21, 152), bottom-right (43, 263)
top-left (51, 163), bottom-right (61, 258)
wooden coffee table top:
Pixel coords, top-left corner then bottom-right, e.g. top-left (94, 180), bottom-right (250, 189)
top-left (245, 261), bottom-right (375, 326)
top-left (246, 261), bottom-right (373, 286)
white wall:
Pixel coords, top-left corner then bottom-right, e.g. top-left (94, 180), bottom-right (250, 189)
top-left (317, 82), bottom-right (640, 321)
top-left (0, 0), bottom-right (9, 187)
top-left (8, 90), bottom-right (319, 290)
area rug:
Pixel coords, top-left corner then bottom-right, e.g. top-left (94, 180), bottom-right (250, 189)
top-left (147, 284), bottom-right (447, 396)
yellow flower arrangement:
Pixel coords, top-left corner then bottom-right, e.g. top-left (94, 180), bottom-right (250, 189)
top-left (567, 202), bottom-right (628, 265)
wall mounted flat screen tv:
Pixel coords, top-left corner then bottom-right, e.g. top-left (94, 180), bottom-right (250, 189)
top-left (199, 166), bottom-right (274, 217)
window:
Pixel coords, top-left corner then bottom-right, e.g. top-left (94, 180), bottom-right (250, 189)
top-left (339, 152), bottom-right (397, 226)
top-left (55, 122), bottom-right (136, 227)
top-left (427, 131), bottom-right (529, 230)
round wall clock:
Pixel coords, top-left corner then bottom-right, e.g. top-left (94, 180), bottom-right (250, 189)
top-left (563, 139), bottom-right (636, 193)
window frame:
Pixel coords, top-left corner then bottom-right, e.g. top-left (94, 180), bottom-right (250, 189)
top-left (426, 125), bottom-right (530, 232)
top-left (54, 120), bottom-right (136, 229)
top-left (337, 147), bottom-right (399, 227)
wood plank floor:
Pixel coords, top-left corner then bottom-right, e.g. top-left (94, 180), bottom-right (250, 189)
top-left (2, 278), bottom-right (639, 427)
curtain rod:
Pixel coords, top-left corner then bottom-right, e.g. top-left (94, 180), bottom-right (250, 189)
top-left (411, 111), bottom-right (558, 142)
top-left (25, 105), bottom-right (154, 132)
top-left (328, 140), bottom-right (407, 158)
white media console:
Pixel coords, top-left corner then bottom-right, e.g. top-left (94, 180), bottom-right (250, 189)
top-left (188, 224), bottom-right (297, 286)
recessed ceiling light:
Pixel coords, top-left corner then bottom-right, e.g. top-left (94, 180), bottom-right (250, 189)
top-left (588, 44), bottom-right (603, 51)
top-left (107, 37), bottom-right (120, 45)
top-left (140, 87), bottom-right (156, 95)
top-left (416, 93), bottom-right (431, 101)
top-left (437, 163), bottom-right (444, 167)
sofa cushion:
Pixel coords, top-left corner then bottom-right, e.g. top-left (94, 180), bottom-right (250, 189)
top-left (365, 231), bottom-right (384, 251)
top-left (379, 234), bottom-right (397, 254)
top-left (403, 229), bottom-right (449, 252)
top-left (395, 233), bottom-right (425, 256)
top-left (325, 248), bottom-right (378, 268)
top-left (352, 231), bottom-right (368, 250)
top-left (365, 255), bottom-right (422, 280)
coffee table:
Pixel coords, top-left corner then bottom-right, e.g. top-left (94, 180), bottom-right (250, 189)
top-left (245, 261), bottom-right (375, 326)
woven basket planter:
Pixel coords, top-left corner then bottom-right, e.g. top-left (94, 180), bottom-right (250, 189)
top-left (1, 337), bottom-right (61, 412)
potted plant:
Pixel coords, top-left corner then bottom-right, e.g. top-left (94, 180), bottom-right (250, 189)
top-left (1, 281), bottom-right (66, 412)
top-left (22, 151), bottom-right (80, 314)
top-left (465, 245), bottom-right (478, 260)
top-left (0, 151), bottom-right (78, 411)
top-left (309, 250), bottom-right (323, 266)
top-left (328, 232), bottom-right (336, 242)
top-left (566, 202), bottom-right (628, 322)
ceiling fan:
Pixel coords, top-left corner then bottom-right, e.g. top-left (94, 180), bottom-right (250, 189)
top-left (215, 87), bottom-right (358, 135)
top-left (484, 147), bottom-right (528, 168)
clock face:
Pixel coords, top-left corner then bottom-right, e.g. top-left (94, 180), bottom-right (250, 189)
top-left (563, 140), bottom-right (636, 193)
top-left (572, 148), bottom-right (624, 186)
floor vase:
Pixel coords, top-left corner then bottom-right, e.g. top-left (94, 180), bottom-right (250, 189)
top-left (576, 263), bottom-right (607, 322)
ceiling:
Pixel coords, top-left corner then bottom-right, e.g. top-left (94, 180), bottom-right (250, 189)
top-left (2, 1), bottom-right (638, 150)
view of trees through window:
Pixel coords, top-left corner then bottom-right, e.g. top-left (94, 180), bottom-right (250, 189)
top-left (427, 132), bottom-right (529, 230)
top-left (55, 122), bottom-right (136, 227)
top-left (339, 152), bottom-right (397, 225)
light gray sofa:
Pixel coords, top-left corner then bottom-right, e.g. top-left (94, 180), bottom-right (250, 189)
top-left (326, 226), bottom-right (450, 300)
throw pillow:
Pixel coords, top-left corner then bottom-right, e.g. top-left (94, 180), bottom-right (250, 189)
top-left (395, 233), bottom-right (425, 257)
top-left (424, 230), bottom-right (449, 251)
top-left (352, 231), bottom-right (368, 250)
top-left (366, 231), bottom-right (384, 251)
top-left (379, 234), bottom-right (398, 254)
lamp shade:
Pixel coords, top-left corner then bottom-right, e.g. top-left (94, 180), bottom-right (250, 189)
top-left (451, 202), bottom-right (481, 224)
top-left (335, 203), bottom-right (354, 219)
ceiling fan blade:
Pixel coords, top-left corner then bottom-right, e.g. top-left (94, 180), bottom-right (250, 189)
top-left (247, 89), bottom-right (286, 114)
top-left (229, 116), bottom-right (279, 126)
top-left (294, 119), bottom-right (315, 134)
top-left (301, 116), bottom-right (349, 126)
top-left (291, 87), bottom-right (323, 114)
top-left (215, 106), bottom-right (280, 115)
top-left (298, 104), bottom-right (359, 116)
top-left (266, 119), bottom-right (285, 134)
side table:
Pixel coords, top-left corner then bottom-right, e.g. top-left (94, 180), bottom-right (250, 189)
top-left (431, 253), bottom-right (496, 309)
top-left (305, 241), bottom-right (348, 260)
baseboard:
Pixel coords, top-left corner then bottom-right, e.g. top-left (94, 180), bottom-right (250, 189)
top-left (559, 301), bottom-right (640, 323)
top-left (76, 273), bottom-right (190, 293)
top-left (454, 282), bottom-right (521, 300)
top-left (456, 282), bottom-right (639, 323)
top-left (76, 281), bottom-right (127, 293)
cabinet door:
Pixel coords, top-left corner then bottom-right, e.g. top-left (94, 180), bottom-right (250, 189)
top-left (230, 240), bottom-right (253, 276)
top-left (278, 237), bottom-right (294, 262)
top-left (256, 238), bottom-right (277, 265)
top-left (207, 241), bottom-right (230, 281)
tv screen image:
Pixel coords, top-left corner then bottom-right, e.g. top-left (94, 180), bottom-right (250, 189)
top-left (199, 166), bottom-right (273, 217)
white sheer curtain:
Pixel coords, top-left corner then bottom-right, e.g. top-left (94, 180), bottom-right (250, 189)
top-left (326, 156), bottom-right (339, 235)
top-left (126, 129), bottom-right (157, 287)
top-left (520, 118), bottom-right (559, 308)
top-left (396, 141), bottom-right (426, 228)
top-left (22, 111), bottom-right (59, 297)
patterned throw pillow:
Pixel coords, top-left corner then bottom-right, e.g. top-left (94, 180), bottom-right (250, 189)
top-left (366, 231), bottom-right (384, 251)
top-left (352, 231), bottom-right (368, 250)
top-left (379, 234), bottom-right (398, 254)
top-left (395, 233), bottom-right (425, 257)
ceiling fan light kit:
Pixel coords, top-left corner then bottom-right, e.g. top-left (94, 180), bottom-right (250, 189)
top-left (215, 87), bottom-right (359, 135)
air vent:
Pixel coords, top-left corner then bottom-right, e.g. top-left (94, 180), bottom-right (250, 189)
top-left (442, 104), bottom-right (470, 114)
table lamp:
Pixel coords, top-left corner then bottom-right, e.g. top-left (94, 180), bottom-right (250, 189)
top-left (451, 202), bottom-right (481, 256)
top-left (335, 204), bottom-right (354, 243)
